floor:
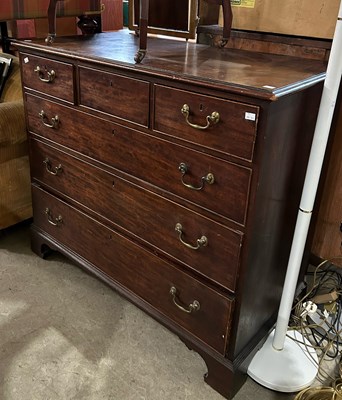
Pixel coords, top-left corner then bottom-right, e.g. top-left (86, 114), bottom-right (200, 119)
top-left (0, 222), bottom-right (320, 399)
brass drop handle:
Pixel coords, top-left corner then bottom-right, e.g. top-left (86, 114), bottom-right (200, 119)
top-left (34, 65), bottom-right (56, 83)
top-left (175, 223), bottom-right (208, 250)
top-left (179, 162), bottom-right (214, 191)
top-left (43, 158), bottom-right (62, 176)
top-left (45, 208), bottom-right (63, 226)
top-left (181, 104), bottom-right (220, 130)
top-left (169, 286), bottom-right (200, 314)
top-left (39, 110), bottom-right (60, 129)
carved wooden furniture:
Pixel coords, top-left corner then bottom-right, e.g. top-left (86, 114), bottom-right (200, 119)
top-left (15, 30), bottom-right (326, 398)
top-left (129, 0), bottom-right (199, 39)
top-left (132, 0), bottom-right (233, 62)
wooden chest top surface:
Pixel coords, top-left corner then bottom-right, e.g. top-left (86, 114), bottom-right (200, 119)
top-left (16, 29), bottom-right (327, 100)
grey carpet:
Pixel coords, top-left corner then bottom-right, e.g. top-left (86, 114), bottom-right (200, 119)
top-left (0, 223), bottom-right (296, 399)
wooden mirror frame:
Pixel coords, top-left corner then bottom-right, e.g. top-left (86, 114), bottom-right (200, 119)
top-left (128, 0), bottom-right (199, 39)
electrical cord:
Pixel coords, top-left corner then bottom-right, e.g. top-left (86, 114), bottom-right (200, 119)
top-left (294, 378), bottom-right (342, 400)
top-left (292, 256), bottom-right (342, 399)
top-left (288, 323), bottom-right (337, 384)
top-left (294, 385), bottom-right (342, 400)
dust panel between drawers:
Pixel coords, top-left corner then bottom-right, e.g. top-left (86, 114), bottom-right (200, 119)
top-left (20, 53), bottom-right (74, 103)
top-left (31, 185), bottom-right (234, 355)
top-left (30, 138), bottom-right (243, 292)
top-left (78, 66), bottom-right (150, 127)
top-left (154, 85), bottom-right (259, 161)
top-left (25, 93), bottom-right (252, 226)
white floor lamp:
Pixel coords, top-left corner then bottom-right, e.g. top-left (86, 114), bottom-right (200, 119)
top-left (247, 1), bottom-right (342, 392)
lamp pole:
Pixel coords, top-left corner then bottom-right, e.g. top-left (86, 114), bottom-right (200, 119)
top-left (248, 1), bottom-right (342, 392)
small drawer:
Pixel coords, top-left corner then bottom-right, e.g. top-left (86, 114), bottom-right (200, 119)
top-left (26, 93), bottom-right (251, 225)
top-left (30, 139), bottom-right (243, 291)
top-left (79, 66), bottom-right (150, 127)
top-left (154, 85), bottom-right (259, 161)
top-left (32, 185), bottom-right (234, 354)
top-left (20, 53), bottom-right (74, 103)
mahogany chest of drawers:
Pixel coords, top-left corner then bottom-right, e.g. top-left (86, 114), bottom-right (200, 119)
top-left (16, 30), bottom-right (326, 398)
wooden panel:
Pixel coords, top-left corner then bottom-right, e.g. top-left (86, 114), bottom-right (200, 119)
top-left (26, 93), bottom-right (252, 225)
top-left (132, 0), bottom-right (189, 30)
top-left (209, 30), bottom-right (331, 61)
top-left (154, 85), bottom-right (259, 161)
top-left (79, 66), bottom-right (150, 127)
top-left (129, 0), bottom-right (198, 39)
top-left (31, 184), bottom-right (234, 354)
top-left (231, 82), bottom-right (324, 357)
top-left (20, 53), bottom-right (74, 103)
top-left (220, 0), bottom-right (340, 39)
top-left (29, 138), bottom-right (244, 291)
top-left (101, 0), bottom-right (123, 31)
top-left (9, 20), bottom-right (36, 38)
top-left (311, 98), bottom-right (342, 266)
top-left (7, 18), bottom-right (78, 40)
top-left (34, 17), bottom-right (78, 38)
top-left (198, 0), bottom-right (220, 25)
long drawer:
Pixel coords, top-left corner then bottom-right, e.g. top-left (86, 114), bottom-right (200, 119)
top-left (78, 66), bottom-right (150, 127)
top-left (31, 185), bottom-right (234, 354)
top-left (26, 93), bottom-right (252, 225)
top-left (20, 53), bottom-right (74, 103)
top-left (30, 139), bottom-right (243, 291)
top-left (154, 85), bottom-right (259, 161)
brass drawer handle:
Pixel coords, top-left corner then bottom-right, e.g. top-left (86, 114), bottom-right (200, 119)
top-left (43, 158), bottom-right (62, 176)
top-left (181, 104), bottom-right (220, 130)
top-left (34, 65), bottom-right (56, 83)
top-left (179, 162), bottom-right (214, 191)
top-left (175, 223), bottom-right (208, 250)
top-left (170, 286), bottom-right (200, 314)
top-left (39, 110), bottom-right (60, 129)
top-left (45, 208), bottom-right (63, 226)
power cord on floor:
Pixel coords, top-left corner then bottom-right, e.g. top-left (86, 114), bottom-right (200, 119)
top-left (291, 256), bottom-right (342, 399)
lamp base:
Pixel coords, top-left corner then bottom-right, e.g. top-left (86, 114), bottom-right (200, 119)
top-left (247, 329), bottom-right (318, 392)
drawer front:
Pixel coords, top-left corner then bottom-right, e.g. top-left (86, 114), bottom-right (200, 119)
top-left (154, 85), bottom-right (259, 161)
top-left (30, 139), bottom-right (243, 291)
top-left (32, 185), bottom-right (234, 354)
top-left (26, 94), bottom-right (251, 225)
top-left (20, 53), bottom-right (74, 103)
top-left (79, 66), bottom-right (150, 127)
